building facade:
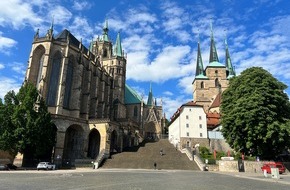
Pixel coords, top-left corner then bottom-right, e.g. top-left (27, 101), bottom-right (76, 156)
top-left (168, 101), bottom-right (208, 149)
top-left (169, 26), bottom-right (235, 150)
top-left (24, 21), bottom-right (164, 166)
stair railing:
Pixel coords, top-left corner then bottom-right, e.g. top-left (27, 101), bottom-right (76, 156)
top-left (93, 149), bottom-right (108, 169)
top-left (193, 152), bottom-right (206, 171)
top-left (181, 147), bottom-right (193, 161)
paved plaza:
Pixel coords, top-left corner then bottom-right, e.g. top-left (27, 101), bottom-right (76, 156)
top-left (0, 168), bottom-right (290, 190)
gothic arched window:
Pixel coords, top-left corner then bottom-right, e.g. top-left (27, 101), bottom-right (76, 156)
top-left (200, 81), bottom-right (204, 89)
top-left (134, 106), bottom-right (138, 117)
top-left (36, 54), bottom-right (45, 89)
top-left (215, 78), bottom-right (220, 88)
top-left (63, 55), bottom-right (74, 109)
top-left (103, 49), bottom-right (107, 57)
top-left (47, 51), bottom-right (62, 106)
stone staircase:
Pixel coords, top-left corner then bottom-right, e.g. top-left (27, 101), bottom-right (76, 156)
top-left (100, 139), bottom-right (199, 170)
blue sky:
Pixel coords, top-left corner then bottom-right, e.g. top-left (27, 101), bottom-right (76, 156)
top-left (0, 0), bottom-right (290, 119)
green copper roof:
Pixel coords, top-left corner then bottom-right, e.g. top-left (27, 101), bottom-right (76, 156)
top-left (207, 61), bottom-right (225, 67)
top-left (102, 19), bottom-right (109, 42)
top-left (225, 39), bottom-right (236, 77)
top-left (195, 74), bottom-right (209, 79)
top-left (209, 24), bottom-right (219, 63)
top-left (195, 39), bottom-right (205, 77)
top-left (125, 84), bottom-right (142, 104)
top-left (147, 83), bottom-right (154, 107)
top-left (114, 32), bottom-right (123, 57)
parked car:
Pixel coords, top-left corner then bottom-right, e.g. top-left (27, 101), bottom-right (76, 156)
top-left (261, 162), bottom-right (286, 174)
top-left (37, 162), bottom-right (56, 170)
top-left (0, 164), bottom-right (8, 170)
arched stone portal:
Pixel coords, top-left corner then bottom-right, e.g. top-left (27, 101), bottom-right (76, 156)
top-left (87, 129), bottom-right (101, 159)
top-left (63, 125), bottom-right (84, 165)
top-left (110, 130), bottom-right (118, 153)
top-left (144, 121), bottom-right (157, 139)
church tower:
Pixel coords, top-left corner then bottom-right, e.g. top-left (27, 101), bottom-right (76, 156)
top-left (90, 20), bottom-right (127, 119)
top-left (192, 25), bottom-right (235, 112)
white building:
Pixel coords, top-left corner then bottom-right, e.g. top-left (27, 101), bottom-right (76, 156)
top-left (168, 101), bottom-right (208, 149)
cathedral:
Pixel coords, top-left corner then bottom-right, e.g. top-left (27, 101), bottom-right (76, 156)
top-left (24, 20), bottom-right (165, 167)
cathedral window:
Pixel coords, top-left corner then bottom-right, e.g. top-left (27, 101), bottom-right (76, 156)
top-left (134, 106), bottom-right (138, 117)
top-left (199, 116), bottom-right (202, 120)
top-left (103, 49), bottom-right (107, 57)
top-left (186, 132), bottom-right (189, 137)
top-left (200, 133), bottom-right (203, 137)
top-left (215, 78), bottom-right (220, 88)
top-left (186, 124), bottom-right (189, 128)
top-left (186, 115), bottom-right (189, 119)
top-left (200, 81), bottom-right (204, 89)
top-left (36, 54), bottom-right (45, 89)
top-left (47, 52), bottom-right (62, 106)
top-left (199, 124), bottom-right (202, 128)
top-left (63, 56), bottom-right (74, 109)
top-left (215, 70), bottom-right (218, 76)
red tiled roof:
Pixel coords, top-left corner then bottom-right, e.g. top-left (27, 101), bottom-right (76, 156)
top-left (207, 112), bottom-right (221, 130)
top-left (210, 93), bottom-right (221, 108)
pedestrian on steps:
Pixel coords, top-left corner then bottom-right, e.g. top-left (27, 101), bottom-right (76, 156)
top-left (160, 148), bottom-right (163, 156)
top-left (154, 162), bottom-right (157, 170)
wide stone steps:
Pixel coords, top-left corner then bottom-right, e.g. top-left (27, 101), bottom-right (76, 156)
top-left (101, 139), bottom-right (199, 170)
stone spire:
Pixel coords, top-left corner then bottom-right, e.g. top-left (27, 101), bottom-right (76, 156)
top-left (209, 23), bottom-right (219, 63)
top-left (225, 38), bottom-right (235, 78)
top-left (114, 32), bottom-right (123, 57)
top-left (102, 19), bottom-right (109, 42)
top-left (147, 83), bottom-right (154, 107)
top-left (195, 34), bottom-right (205, 77)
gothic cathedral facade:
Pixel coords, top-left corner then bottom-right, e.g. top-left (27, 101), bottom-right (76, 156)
top-left (24, 20), bottom-right (164, 167)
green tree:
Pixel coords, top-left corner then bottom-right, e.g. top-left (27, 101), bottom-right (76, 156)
top-left (221, 67), bottom-right (290, 160)
top-left (0, 83), bottom-right (56, 166)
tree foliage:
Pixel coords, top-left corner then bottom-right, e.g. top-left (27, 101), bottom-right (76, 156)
top-left (221, 67), bottom-right (290, 159)
top-left (0, 83), bottom-right (56, 163)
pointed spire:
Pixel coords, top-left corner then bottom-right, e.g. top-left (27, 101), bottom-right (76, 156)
top-left (102, 19), bottom-right (109, 42)
top-left (49, 16), bottom-right (54, 36)
top-left (195, 33), bottom-right (205, 77)
top-left (89, 37), bottom-right (93, 52)
top-left (34, 28), bottom-right (39, 39)
top-left (147, 83), bottom-right (154, 107)
top-left (114, 32), bottom-right (123, 57)
top-left (209, 22), bottom-right (219, 63)
top-left (225, 38), bottom-right (235, 77)
top-left (46, 17), bottom-right (54, 39)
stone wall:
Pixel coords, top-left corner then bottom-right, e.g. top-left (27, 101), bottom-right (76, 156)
top-left (218, 160), bottom-right (290, 173)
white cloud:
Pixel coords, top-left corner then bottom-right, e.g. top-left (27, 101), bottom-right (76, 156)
top-left (0, 77), bottom-right (21, 100)
top-left (162, 95), bottom-right (191, 119)
top-left (127, 45), bottom-right (191, 82)
top-left (0, 0), bottom-right (42, 29)
top-left (0, 32), bottom-right (17, 54)
top-left (72, 1), bottom-right (91, 11)
top-left (8, 62), bottom-right (27, 75)
top-left (163, 91), bottom-right (174, 96)
top-left (48, 5), bottom-right (72, 26)
top-left (68, 16), bottom-right (93, 44)
top-left (0, 63), bottom-right (5, 69)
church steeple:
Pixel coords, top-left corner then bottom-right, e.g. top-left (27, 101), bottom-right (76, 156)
top-left (102, 19), bottom-right (109, 42)
top-left (225, 38), bottom-right (235, 78)
top-left (147, 83), bottom-right (154, 107)
top-left (209, 23), bottom-right (219, 63)
top-left (114, 32), bottom-right (123, 57)
top-left (195, 34), bottom-right (205, 77)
